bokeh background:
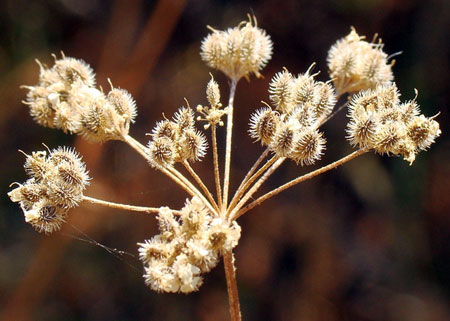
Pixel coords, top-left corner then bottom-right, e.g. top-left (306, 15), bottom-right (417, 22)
top-left (0, 0), bottom-right (449, 320)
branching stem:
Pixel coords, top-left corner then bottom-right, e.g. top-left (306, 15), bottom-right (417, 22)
top-left (239, 148), bottom-right (270, 187)
top-left (229, 157), bottom-right (285, 219)
top-left (227, 155), bottom-right (278, 218)
top-left (121, 134), bottom-right (214, 213)
top-left (233, 148), bottom-right (369, 219)
top-left (183, 160), bottom-right (219, 213)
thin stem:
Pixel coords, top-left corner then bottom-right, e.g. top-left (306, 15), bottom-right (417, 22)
top-left (234, 148), bottom-right (369, 219)
top-left (167, 165), bottom-right (217, 215)
top-left (318, 100), bottom-right (349, 127)
top-left (229, 157), bottom-right (285, 219)
top-left (227, 155), bottom-right (277, 218)
top-left (222, 78), bottom-right (238, 210)
top-left (223, 251), bottom-right (242, 321)
top-left (83, 195), bottom-right (181, 215)
top-left (239, 148), bottom-right (270, 187)
top-left (122, 134), bottom-right (149, 160)
top-left (211, 125), bottom-right (223, 210)
top-left (121, 134), bottom-right (200, 204)
top-left (183, 160), bottom-right (219, 212)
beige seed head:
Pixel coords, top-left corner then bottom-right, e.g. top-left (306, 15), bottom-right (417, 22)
top-left (290, 129), bottom-right (325, 165)
top-left (327, 27), bottom-right (394, 94)
top-left (147, 137), bottom-right (176, 167)
top-left (24, 200), bottom-right (68, 234)
top-left (200, 15), bottom-right (273, 79)
top-left (269, 69), bottom-right (294, 113)
top-left (248, 106), bottom-right (279, 145)
top-left (107, 87), bottom-right (138, 125)
top-left (206, 75), bottom-right (221, 108)
top-left (173, 106), bottom-right (195, 131)
top-left (270, 121), bottom-right (296, 157)
top-left (53, 56), bottom-right (96, 87)
top-left (178, 129), bottom-right (208, 162)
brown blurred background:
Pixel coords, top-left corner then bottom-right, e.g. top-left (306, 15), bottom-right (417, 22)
top-left (0, 0), bottom-right (449, 320)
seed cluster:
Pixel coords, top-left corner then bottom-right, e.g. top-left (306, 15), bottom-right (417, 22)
top-left (327, 28), bottom-right (394, 94)
top-left (249, 67), bottom-right (336, 165)
top-left (138, 197), bottom-right (241, 293)
top-left (147, 107), bottom-right (208, 167)
top-left (24, 55), bottom-right (137, 142)
top-left (8, 147), bottom-right (89, 233)
top-left (347, 84), bottom-right (441, 164)
top-left (196, 76), bottom-right (228, 129)
top-left (201, 16), bottom-right (273, 80)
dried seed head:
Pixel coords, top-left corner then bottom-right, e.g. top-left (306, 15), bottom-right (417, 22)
top-left (107, 87), bottom-right (138, 125)
top-left (178, 129), bottom-right (208, 162)
top-left (201, 15), bottom-right (273, 79)
top-left (248, 107), bottom-right (279, 145)
top-left (173, 106), bottom-right (195, 131)
top-left (23, 151), bottom-right (49, 182)
top-left (289, 104), bottom-right (317, 128)
top-left (270, 121), bottom-right (296, 157)
top-left (24, 200), bottom-right (68, 234)
top-left (313, 82), bottom-right (336, 120)
top-left (152, 120), bottom-right (178, 140)
top-left (207, 218), bottom-right (241, 253)
top-left (53, 57), bottom-right (96, 87)
top-left (292, 72), bottom-right (317, 106)
top-left (290, 129), bottom-right (325, 165)
top-left (9, 146), bottom-right (90, 233)
top-left (374, 122), bottom-right (404, 155)
top-left (346, 84), bottom-right (440, 164)
top-left (138, 197), bottom-right (241, 293)
top-left (206, 75), bottom-right (221, 108)
top-left (327, 28), bottom-right (394, 94)
top-left (346, 111), bottom-right (377, 147)
top-left (269, 69), bottom-right (294, 113)
top-left (147, 137), bottom-right (176, 167)
top-left (148, 106), bottom-right (208, 166)
top-left (80, 95), bottom-right (120, 142)
top-left (407, 115), bottom-right (441, 151)
top-left (23, 56), bottom-right (134, 142)
top-left (197, 77), bottom-right (227, 128)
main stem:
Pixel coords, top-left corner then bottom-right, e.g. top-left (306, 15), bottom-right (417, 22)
top-left (223, 251), bottom-right (241, 321)
top-left (229, 157), bottom-right (285, 219)
top-left (222, 78), bottom-right (238, 211)
top-left (227, 155), bottom-right (278, 218)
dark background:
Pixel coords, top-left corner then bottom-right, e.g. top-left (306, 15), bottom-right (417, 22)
top-left (0, 0), bottom-right (449, 320)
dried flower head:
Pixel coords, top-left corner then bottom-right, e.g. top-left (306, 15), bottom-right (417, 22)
top-left (197, 76), bottom-right (228, 129)
top-left (250, 66), bottom-right (332, 165)
top-left (23, 55), bottom-right (138, 142)
top-left (138, 197), bottom-right (241, 293)
top-left (327, 27), bottom-right (394, 94)
top-left (248, 106), bottom-right (280, 145)
top-left (347, 84), bottom-right (440, 164)
top-left (8, 147), bottom-right (89, 233)
top-left (147, 105), bottom-right (208, 168)
top-left (267, 66), bottom-right (337, 120)
top-left (201, 15), bottom-right (273, 79)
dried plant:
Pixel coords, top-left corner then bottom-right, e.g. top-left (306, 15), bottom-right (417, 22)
top-left (8, 16), bottom-right (440, 321)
